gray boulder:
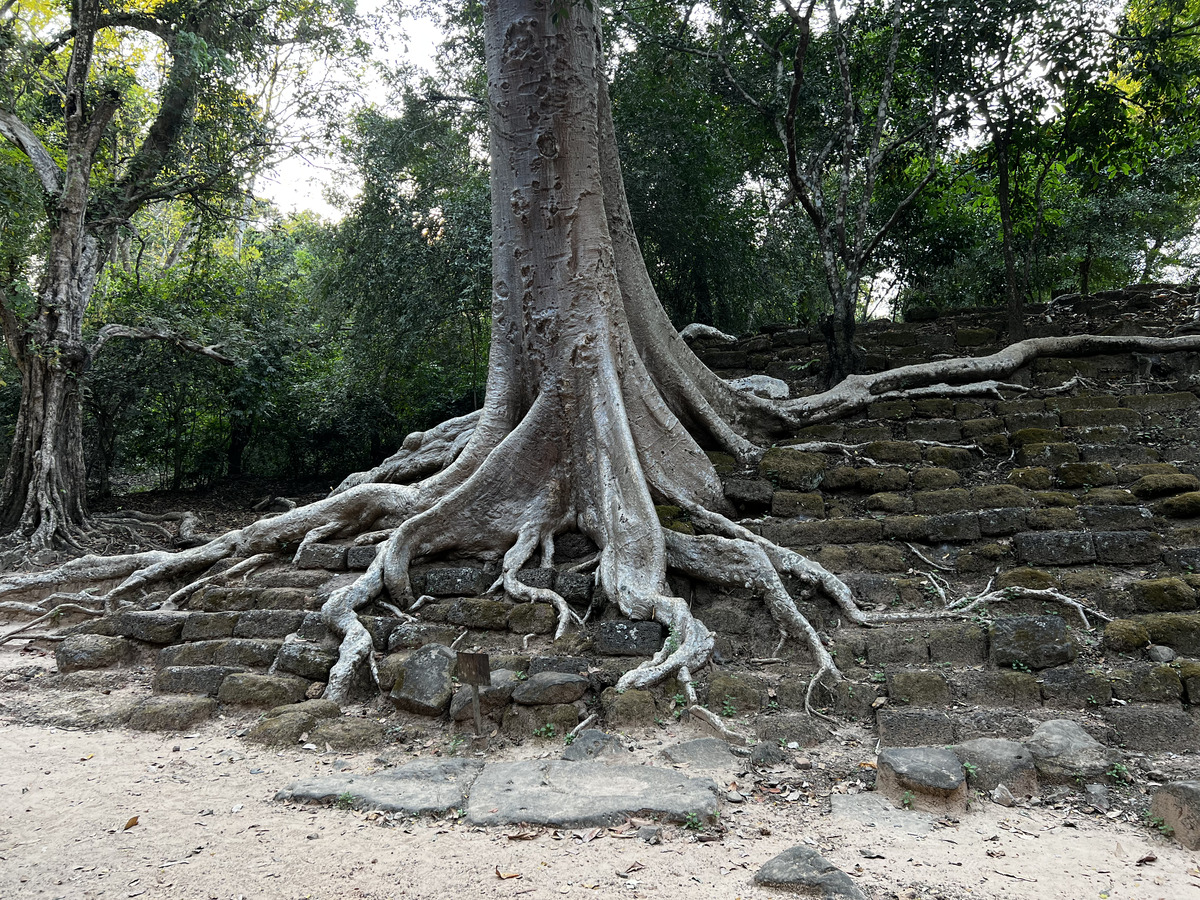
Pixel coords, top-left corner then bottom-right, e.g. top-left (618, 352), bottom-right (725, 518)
top-left (449, 668), bottom-right (519, 721)
top-left (389, 643), bottom-right (457, 716)
top-left (876, 747), bottom-right (968, 814)
top-left (1024, 719), bottom-right (1122, 783)
top-left (55, 634), bottom-right (134, 672)
top-left (660, 738), bottom-right (736, 769)
top-left (1149, 781), bottom-right (1200, 850)
top-left (754, 846), bottom-right (866, 900)
top-left (952, 737), bottom-right (1038, 797)
top-left (128, 695), bottom-right (216, 731)
top-left (218, 673), bottom-right (310, 707)
top-left (511, 671), bottom-right (589, 705)
top-left (563, 729), bottom-right (625, 762)
top-left (989, 615), bottom-right (1076, 670)
top-left (594, 619), bottom-right (665, 656)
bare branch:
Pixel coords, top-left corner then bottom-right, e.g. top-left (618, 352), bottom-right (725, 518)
top-left (0, 109), bottom-right (65, 194)
top-left (89, 324), bottom-right (239, 365)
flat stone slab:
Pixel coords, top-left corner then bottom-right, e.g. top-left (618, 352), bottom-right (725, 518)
top-left (659, 737), bottom-right (737, 769)
top-left (276, 759), bottom-right (484, 814)
top-left (464, 761), bottom-right (718, 827)
top-left (829, 792), bottom-right (936, 835)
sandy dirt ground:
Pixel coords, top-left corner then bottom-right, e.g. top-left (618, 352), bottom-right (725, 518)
top-left (1, 648), bottom-right (1198, 900)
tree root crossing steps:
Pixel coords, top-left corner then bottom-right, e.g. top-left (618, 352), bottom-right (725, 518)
top-left (276, 758), bottom-right (719, 828)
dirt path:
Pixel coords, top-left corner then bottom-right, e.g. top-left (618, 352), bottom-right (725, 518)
top-left (1, 708), bottom-right (1196, 900)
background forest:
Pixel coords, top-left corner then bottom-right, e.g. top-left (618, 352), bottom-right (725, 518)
top-left (2, 0), bottom-right (1198, 496)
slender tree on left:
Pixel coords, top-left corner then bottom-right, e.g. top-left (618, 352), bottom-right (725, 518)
top-left (0, 0), bottom-right (355, 550)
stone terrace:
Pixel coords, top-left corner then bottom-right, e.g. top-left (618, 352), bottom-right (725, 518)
top-left (36, 288), bottom-right (1200, 766)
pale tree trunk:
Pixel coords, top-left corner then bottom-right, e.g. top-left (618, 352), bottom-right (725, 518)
top-left (0, 0), bottom-right (108, 548)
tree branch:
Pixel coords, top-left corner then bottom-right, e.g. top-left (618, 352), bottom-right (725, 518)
top-left (0, 110), bottom-right (65, 194)
top-left (89, 325), bottom-right (239, 366)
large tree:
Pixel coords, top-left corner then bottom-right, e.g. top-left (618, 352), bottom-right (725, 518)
top-left (3, 0), bottom-right (1200, 718)
top-left (0, 0), bottom-right (352, 549)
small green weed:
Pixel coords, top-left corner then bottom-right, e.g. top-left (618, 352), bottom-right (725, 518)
top-left (334, 791), bottom-right (356, 810)
top-left (533, 723), bottom-right (557, 739)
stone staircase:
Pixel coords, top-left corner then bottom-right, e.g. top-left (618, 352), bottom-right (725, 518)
top-left (41, 293), bottom-right (1200, 764)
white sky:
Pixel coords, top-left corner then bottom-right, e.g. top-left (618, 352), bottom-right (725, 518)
top-left (257, 4), bottom-right (443, 220)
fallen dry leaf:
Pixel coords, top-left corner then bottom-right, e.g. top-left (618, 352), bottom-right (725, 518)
top-left (495, 867), bottom-right (521, 880)
top-left (1136, 853), bottom-right (1157, 867)
top-left (123, 816), bottom-right (139, 831)
top-left (506, 831), bottom-right (538, 841)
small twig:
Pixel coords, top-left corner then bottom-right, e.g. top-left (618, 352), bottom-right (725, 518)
top-left (906, 543), bottom-right (955, 572)
top-left (450, 630), bottom-right (469, 650)
top-left (570, 714), bottom-right (596, 737)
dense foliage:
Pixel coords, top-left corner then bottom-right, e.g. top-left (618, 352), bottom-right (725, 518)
top-left (1, 0), bottom-right (1198, 495)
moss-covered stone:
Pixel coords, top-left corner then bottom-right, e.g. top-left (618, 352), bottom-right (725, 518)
top-left (503, 703), bottom-right (580, 738)
top-left (864, 492), bottom-right (910, 514)
top-left (1009, 467), bottom-right (1052, 490)
top-left (961, 417), bottom-right (1004, 438)
top-left (1104, 618), bottom-right (1151, 652)
top-left (926, 624), bottom-right (987, 664)
top-left (218, 673), bottom-right (310, 707)
top-left (1083, 487), bottom-right (1139, 505)
top-left (1017, 443), bottom-right (1080, 467)
top-left (1121, 391), bottom-right (1200, 412)
top-left (508, 602), bottom-right (558, 634)
top-left (1119, 665), bottom-right (1183, 703)
top-left (864, 441), bottom-right (924, 464)
top-left (447, 598), bottom-right (513, 629)
top-left (1056, 462), bottom-right (1118, 488)
top-left (886, 669), bottom-right (950, 706)
top-left (1027, 507), bottom-right (1080, 530)
top-left (1129, 578), bottom-right (1198, 613)
top-left (1159, 492), bottom-right (1200, 518)
top-left (970, 485), bottom-right (1031, 508)
top-left (601, 687), bottom-right (656, 725)
top-left (708, 673), bottom-right (762, 714)
top-left (956, 326), bottom-right (998, 347)
top-left (820, 466), bottom-right (859, 490)
top-left (855, 544), bottom-right (909, 572)
top-left (655, 505), bottom-right (695, 535)
top-left (1045, 394), bottom-right (1119, 411)
top-left (759, 448), bottom-right (829, 490)
top-left (771, 491), bottom-right (825, 518)
top-left (912, 467), bottom-right (960, 491)
top-left (1119, 462), bottom-right (1181, 482)
top-left (913, 489), bottom-right (971, 514)
top-left (1033, 490), bottom-right (1078, 507)
top-left (1010, 428), bottom-right (1062, 448)
top-left (913, 398), bottom-right (956, 418)
top-left (129, 696), bottom-right (217, 732)
top-left (1060, 407), bottom-right (1141, 427)
top-left (925, 447), bottom-right (974, 469)
top-left (858, 467), bottom-right (910, 493)
top-left (1179, 660), bottom-right (1200, 704)
top-left (869, 400), bottom-right (914, 419)
top-left (703, 450), bottom-right (737, 475)
top-left (784, 424), bottom-right (844, 442)
top-left (1132, 473), bottom-right (1200, 498)
top-left (882, 515), bottom-right (930, 541)
top-left (955, 401), bottom-right (987, 420)
top-left (1138, 612), bottom-right (1200, 655)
